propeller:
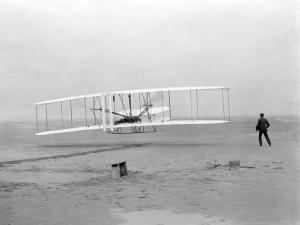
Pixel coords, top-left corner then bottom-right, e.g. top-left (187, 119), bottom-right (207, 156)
top-left (138, 106), bottom-right (150, 118)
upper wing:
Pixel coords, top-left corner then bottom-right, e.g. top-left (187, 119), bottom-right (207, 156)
top-left (109, 86), bottom-right (230, 95)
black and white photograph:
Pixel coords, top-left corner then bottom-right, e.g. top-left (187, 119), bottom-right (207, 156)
top-left (0, 0), bottom-right (299, 224)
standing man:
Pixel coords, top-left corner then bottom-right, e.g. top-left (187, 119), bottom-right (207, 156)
top-left (256, 113), bottom-right (271, 146)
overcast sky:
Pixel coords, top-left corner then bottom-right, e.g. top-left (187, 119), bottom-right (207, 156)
top-left (0, 0), bottom-right (299, 120)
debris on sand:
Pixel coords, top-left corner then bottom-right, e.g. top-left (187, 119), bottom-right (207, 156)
top-left (272, 161), bottom-right (283, 164)
top-left (206, 161), bottom-right (255, 170)
top-left (229, 161), bottom-right (240, 170)
top-left (205, 162), bottom-right (224, 169)
top-left (240, 166), bottom-right (256, 169)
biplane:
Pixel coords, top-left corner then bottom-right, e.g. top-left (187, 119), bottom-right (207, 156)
top-left (34, 87), bottom-right (231, 135)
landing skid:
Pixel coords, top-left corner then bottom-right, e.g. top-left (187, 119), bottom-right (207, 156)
top-left (111, 126), bottom-right (157, 134)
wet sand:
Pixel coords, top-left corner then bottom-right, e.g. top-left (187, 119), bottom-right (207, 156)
top-left (0, 117), bottom-right (299, 225)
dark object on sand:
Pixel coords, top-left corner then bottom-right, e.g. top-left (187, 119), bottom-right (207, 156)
top-left (206, 161), bottom-right (222, 169)
top-left (229, 161), bottom-right (240, 170)
top-left (240, 166), bottom-right (255, 169)
top-left (111, 161), bottom-right (128, 179)
top-left (206, 161), bottom-right (255, 170)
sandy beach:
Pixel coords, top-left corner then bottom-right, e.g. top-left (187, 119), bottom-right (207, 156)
top-left (1, 0), bottom-right (299, 223)
top-left (0, 116), bottom-right (299, 225)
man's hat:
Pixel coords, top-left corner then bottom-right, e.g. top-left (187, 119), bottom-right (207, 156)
top-left (260, 113), bottom-right (264, 117)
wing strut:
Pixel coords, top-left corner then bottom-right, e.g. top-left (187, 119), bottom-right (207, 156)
top-left (161, 91), bottom-right (164, 122)
top-left (128, 94), bottom-right (132, 117)
top-left (92, 97), bottom-right (97, 125)
top-left (119, 94), bottom-right (128, 117)
top-left (196, 89), bottom-right (199, 119)
top-left (138, 93), bottom-right (142, 115)
top-left (227, 89), bottom-right (231, 121)
top-left (97, 96), bottom-right (102, 124)
top-left (141, 93), bottom-right (152, 122)
top-left (84, 98), bottom-right (88, 127)
top-left (222, 89), bottom-right (225, 121)
top-left (69, 100), bottom-right (73, 127)
top-left (188, 90), bottom-right (192, 120)
top-left (168, 91), bottom-right (172, 120)
top-left (45, 104), bottom-right (48, 130)
top-left (60, 101), bottom-right (64, 128)
top-left (35, 105), bottom-right (38, 133)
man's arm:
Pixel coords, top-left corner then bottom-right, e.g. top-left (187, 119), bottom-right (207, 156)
top-left (266, 120), bottom-right (270, 128)
top-left (256, 119), bottom-right (260, 131)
